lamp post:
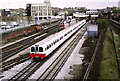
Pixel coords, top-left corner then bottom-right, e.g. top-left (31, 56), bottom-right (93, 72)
top-left (46, 2), bottom-right (48, 19)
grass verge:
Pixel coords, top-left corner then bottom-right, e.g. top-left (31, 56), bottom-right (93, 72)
top-left (98, 28), bottom-right (119, 79)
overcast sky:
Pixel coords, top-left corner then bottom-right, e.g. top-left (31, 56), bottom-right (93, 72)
top-left (0, 0), bottom-right (119, 9)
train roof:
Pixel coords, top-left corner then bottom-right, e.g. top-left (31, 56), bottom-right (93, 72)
top-left (31, 20), bottom-right (85, 47)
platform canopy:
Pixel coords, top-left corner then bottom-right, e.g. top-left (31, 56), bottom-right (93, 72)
top-left (91, 15), bottom-right (98, 17)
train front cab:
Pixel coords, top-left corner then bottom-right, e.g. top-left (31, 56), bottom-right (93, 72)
top-left (60, 22), bottom-right (65, 27)
top-left (30, 46), bottom-right (46, 59)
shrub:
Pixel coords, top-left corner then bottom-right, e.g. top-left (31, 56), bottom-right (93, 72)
top-left (96, 19), bottom-right (109, 30)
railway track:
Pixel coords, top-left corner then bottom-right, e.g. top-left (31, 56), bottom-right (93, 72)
top-left (1, 22), bottom-right (59, 53)
top-left (1, 22), bottom-right (59, 52)
top-left (109, 20), bottom-right (120, 76)
top-left (82, 19), bottom-right (119, 80)
top-left (1, 21), bottom-right (78, 72)
top-left (37, 25), bottom-right (87, 80)
top-left (1, 23), bottom-right (62, 62)
top-left (6, 22), bottom-right (87, 81)
top-left (109, 19), bottom-right (120, 37)
top-left (82, 29), bottom-right (106, 81)
top-left (1, 54), bottom-right (30, 71)
top-left (8, 61), bottom-right (43, 81)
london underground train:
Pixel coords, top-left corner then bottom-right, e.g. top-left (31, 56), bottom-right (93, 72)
top-left (30, 20), bottom-right (86, 59)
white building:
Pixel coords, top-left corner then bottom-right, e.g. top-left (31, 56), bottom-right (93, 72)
top-left (86, 9), bottom-right (98, 15)
top-left (27, 0), bottom-right (52, 20)
top-left (118, 1), bottom-right (120, 10)
top-left (73, 12), bottom-right (88, 17)
top-left (0, 10), bottom-right (2, 17)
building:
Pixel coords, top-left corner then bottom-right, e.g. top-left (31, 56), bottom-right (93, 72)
top-left (2, 9), bottom-right (7, 17)
top-left (52, 7), bottom-right (63, 15)
top-left (118, 1), bottom-right (120, 10)
top-left (75, 7), bottom-right (87, 11)
top-left (87, 25), bottom-right (98, 37)
top-left (26, 0), bottom-right (52, 20)
top-left (0, 9), bottom-right (2, 17)
top-left (73, 12), bottom-right (89, 20)
top-left (0, 10), bottom-right (1, 22)
top-left (86, 9), bottom-right (98, 15)
top-left (1, 16), bottom-right (33, 23)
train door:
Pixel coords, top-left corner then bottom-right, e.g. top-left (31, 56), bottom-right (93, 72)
top-left (35, 45), bottom-right (39, 54)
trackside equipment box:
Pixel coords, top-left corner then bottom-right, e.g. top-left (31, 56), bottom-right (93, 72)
top-left (87, 25), bottom-right (98, 37)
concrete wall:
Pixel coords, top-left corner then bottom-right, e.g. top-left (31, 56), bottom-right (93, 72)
top-left (88, 31), bottom-right (98, 37)
top-left (1, 16), bottom-right (33, 22)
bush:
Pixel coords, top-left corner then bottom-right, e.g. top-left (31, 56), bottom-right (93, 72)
top-left (53, 12), bottom-right (58, 16)
top-left (96, 19), bottom-right (109, 30)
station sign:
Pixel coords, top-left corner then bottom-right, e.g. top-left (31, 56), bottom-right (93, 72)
top-left (35, 17), bottom-right (38, 20)
top-left (48, 17), bottom-right (52, 19)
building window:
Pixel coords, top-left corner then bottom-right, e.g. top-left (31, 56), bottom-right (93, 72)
top-left (11, 19), bottom-right (13, 21)
top-left (39, 47), bottom-right (43, 52)
top-left (2, 19), bottom-right (5, 21)
top-left (31, 47), bottom-right (35, 52)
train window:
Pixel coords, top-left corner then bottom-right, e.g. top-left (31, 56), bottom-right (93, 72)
top-left (31, 47), bottom-right (35, 52)
top-left (55, 40), bottom-right (57, 43)
top-left (36, 47), bottom-right (39, 52)
top-left (51, 43), bottom-right (53, 46)
top-left (60, 36), bottom-right (63, 40)
top-left (49, 44), bottom-right (51, 48)
top-left (73, 28), bottom-right (76, 30)
top-left (47, 45), bottom-right (49, 50)
top-left (57, 39), bottom-right (59, 42)
top-left (53, 41), bottom-right (55, 44)
top-left (64, 33), bottom-right (67, 36)
top-left (39, 47), bottom-right (43, 52)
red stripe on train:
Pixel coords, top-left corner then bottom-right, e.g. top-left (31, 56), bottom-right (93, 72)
top-left (60, 25), bottom-right (64, 27)
top-left (30, 54), bottom-right (46, 58)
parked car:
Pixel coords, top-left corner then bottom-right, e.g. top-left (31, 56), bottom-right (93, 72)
top-left (5, 25), bottom-right (11, 29)
top-left (1, 22), bottom-right (7, 26)
top-left (1, 25), bottom-right (7, 29)
top-left (12, 22), bottom-right (19, 26)
top-left (1, 25), bottom-right (12, 29)
top-left (9, 25), bottom-right (14, 28)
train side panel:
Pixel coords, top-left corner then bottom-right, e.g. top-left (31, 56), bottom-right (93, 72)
top-left (30, 20), bottom-right (86, 59)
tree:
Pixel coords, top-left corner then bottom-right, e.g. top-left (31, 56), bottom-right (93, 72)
top-left (19, 12), bottom-right (23, 17)
top-left (12, 12), bottom-right (18, 16)
top-left (96, 19), bottom-right (109, 30)
top-left (78, 7), bottom-right (86, 11)
top-left (68, 12), bottom-right (73, 16)
top-left (64, 10), bottom-right (73, 16)
top-left (112, 6), bottom-right (119, 13)
top-left (53, 12), bottom-right (58, 16)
